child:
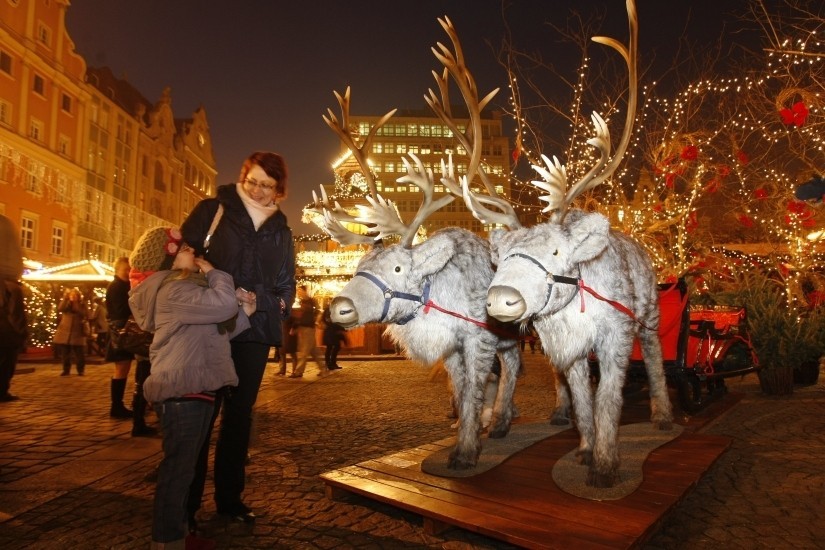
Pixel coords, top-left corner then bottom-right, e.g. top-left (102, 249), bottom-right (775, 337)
top-left (128, 227), bottom-right (253, 549)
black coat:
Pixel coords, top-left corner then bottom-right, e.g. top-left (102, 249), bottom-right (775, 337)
top-left (181, 184), bottom-right (295, 346)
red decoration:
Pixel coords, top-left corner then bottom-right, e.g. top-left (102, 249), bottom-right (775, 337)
top-left (737, 214), bottom-right (754, 228)
top-left (685, 211), bottom-right (698, 233)
top-left (704, 179), bottom-right (719, 193)
top-left (779, 101), bottom-right (809, 127)
top-left (717, 165), bottom-right (730, 177)
top-left (754, 188), bottom-right (768, 200)
top-left (511, 148), bottom-right (520, 163)
top-left (665, 173), bottom-right (676, 188)
top-left (680, 145), bottom-right (698, 161)
top-left (736, 150), bottom-right (749, 165)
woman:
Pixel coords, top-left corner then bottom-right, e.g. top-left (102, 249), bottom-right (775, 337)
top-left (128, 227), bottom-right (251, 549)
top-left (181, 151), bottom-right (295, 526)
top-left (105, 257), bottom-right (134, 419)
top-left (53, 288), bottom-right (87, 376)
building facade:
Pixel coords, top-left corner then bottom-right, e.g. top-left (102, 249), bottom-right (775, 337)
top-left (328, 108), bottom-right (512, 237)
top-left (0, 0), bottom-right (215, 267)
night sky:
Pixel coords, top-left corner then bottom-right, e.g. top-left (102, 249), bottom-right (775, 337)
top-left (64, 0), bottom-right (767, 233)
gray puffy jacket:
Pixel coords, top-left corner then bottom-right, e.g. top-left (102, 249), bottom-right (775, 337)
top-left (129, 269), bottom-right (249, 402)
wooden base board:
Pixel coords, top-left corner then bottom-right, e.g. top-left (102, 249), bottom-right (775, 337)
top-left (320, 393), bottom-right (739, 549)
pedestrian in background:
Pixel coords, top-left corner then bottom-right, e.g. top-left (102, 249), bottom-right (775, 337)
top-left (181, 151), bottom-right (295, 525)
top-left (105, 256), bottom-right (134, 419)
top-left (0, 214), bottom-right (27, 402)
top-left (291, 285), bottom-right (326, 378)
top-left (53, 287), bottom-right (87, 376)
top-left (322, 305), bottom-right (346, 370)
top-left (128, 226), bottom-right (250, 550)
top-left (277, 313), bottom-right (298, 376)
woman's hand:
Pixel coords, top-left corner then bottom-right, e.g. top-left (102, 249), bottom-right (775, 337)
top-left (194, 258), bottom-right (215, 274)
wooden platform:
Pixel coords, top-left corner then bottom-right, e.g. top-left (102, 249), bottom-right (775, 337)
top-left (320, 393), bottom-right (740, 549)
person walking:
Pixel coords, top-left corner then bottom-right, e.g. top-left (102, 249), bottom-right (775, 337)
top-left (291, 285), bottom-right (326, 378)
top-left (53, 288), bottom-right (87, 376)
top-left (322, 305), bottom-right (346, 370)
top-left (277, 313), bottom-right (298, 376)
top-left (105, 257), bottom-right (134, 419)
top-left (0, 215), bottom-right (27, 402)
top-left (128, 226), bottom-right (251, 550)
top-left (181, 151), bottom-right (295, 525)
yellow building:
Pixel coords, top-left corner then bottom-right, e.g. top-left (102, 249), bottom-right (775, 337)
top-left (0, 0), bottom-right (215, 267)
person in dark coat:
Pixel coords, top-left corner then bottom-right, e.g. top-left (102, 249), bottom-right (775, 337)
top-left (181, 151), bottom-right (295, 527)
top-left (322, 305), bottom-right (346, 370)
top-left (0, 214), bottom-right (27, 402)
top-left (105, 256), bottom-right (134, 419)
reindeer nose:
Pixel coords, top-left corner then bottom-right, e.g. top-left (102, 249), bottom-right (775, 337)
top-left (330, 296), bottom-right (358, 327)
top-left (487, 285), bottom-right (526, 322)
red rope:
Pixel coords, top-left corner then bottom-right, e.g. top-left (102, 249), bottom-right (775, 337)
top-left (577, 280), bottom-right (659, 331)
top-left (423, 300), bottom-right (518, 339)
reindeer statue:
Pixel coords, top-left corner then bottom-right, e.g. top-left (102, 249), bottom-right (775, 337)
top-left (462, 0), bottom-right (673, 488)
top-left (310, 18), bottom-right (522, 470)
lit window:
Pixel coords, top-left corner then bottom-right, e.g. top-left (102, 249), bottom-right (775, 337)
top-left (29, 118), bottom-right (43, 141)
top-left (0, 99), bottom-right (10, 125)
top-left (20, 216), bottom-right (35, 250)
top-left (51, 225), bottom-right (65, 256)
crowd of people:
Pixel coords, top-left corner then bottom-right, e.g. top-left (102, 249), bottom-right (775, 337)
top-left (0, 150), bottom-right (352, 549)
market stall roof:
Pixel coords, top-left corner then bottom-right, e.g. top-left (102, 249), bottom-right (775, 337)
top-left (23, 259), bottom-right (114, 282)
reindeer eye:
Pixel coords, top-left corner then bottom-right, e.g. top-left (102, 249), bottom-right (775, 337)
top-left (553, 250), bottom-right (559, 256)
top-left (394, 266), bottom-right (401, 273)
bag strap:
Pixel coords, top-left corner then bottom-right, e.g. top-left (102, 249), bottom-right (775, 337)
top-left (203, 203), bottom-right (224, 251)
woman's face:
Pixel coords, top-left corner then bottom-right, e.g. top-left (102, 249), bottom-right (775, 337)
top-left (240, 164), bottom-right (278, 206)
top-left (172, 243), bottom-right (197, 271)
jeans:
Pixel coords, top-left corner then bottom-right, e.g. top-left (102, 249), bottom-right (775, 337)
top-left (188, 341), bottom-right (269, 516)
top-left (152, 399), bottom-right (213, 544)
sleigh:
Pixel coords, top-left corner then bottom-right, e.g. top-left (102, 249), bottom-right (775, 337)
top-left (624, 279), bottom-right (760, 414)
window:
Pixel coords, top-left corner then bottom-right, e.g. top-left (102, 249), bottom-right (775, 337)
top-left (37, 22), bottom-right (51, 47)
top-left (25, 173), bottom-right (41, 194)
top-left (29, 118), bottom-right (43, 141)
top-left (33, 74), bottom-right (44, 95)
top-left (0, 99), bottom-right (10, 125)
top-left (51, 225), bottom-right (65, 256)
top-left (58, 134), bottom-right (70, 156)
top-left (0, 50), bottom-right (11, 75)
top-left (61, 93), bottom-right (72, 113)
top-left (20, 216), bottom-right (36, 250)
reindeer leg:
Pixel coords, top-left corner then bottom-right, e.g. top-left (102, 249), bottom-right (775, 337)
top-left (638, 327), bottom-right (673, 429)
top-left (445, 352), bottom-right (486, 470)
top-left (488, 345), bottom-right (520, 439)
top-left (587, 353), bottom-right (627, 488)
top-left (550, 366), bottom-right (572, 425)
top-left (565, 359), bottom-right (594, 467)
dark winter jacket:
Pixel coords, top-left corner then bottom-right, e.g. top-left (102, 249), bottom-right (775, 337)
top-left (0, 279), bottom-right (27, 349)
top-left (180, 184), bottom-right (295, 346)
top-left (105, 276), bottom-right (132, 323)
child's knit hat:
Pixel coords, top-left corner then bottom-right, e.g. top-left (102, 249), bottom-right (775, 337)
top-left (129, 227), bottom-right (182, 287)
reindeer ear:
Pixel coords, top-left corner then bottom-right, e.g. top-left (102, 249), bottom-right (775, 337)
top-left (411, 237), bottom-right (456, 278)
top-left (565, 211), bottom-right (610, 263)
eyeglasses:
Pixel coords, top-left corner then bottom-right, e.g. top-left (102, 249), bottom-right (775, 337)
top-left (242, 178), bottom-right (277, 192)
top-left (179, 243), bottom-right (194, 253)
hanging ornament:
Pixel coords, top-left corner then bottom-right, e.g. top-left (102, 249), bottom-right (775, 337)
top-left (779, 101), bottom-right (809, 127)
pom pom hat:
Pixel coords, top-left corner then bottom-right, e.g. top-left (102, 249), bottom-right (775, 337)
top-left (129, 227), bottom-right (182, 287)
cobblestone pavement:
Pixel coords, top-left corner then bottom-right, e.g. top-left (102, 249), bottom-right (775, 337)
top-left (0, 353), bottom-right (822, 549)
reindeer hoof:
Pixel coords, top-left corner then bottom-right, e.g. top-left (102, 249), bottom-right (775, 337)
top-left (448, 451), bottom-right (479, 470)
top-left (654, 419), bottom-right (673, 431)
top-left (586, 469), bottom-right (617, 488)
top-left (488, 423), bottom-right (511, 439)
top-left (575, 449), bottom-right (593, 466)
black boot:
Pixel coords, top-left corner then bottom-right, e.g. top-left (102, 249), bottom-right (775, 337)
top-left (110, 378), bottom-right (132, 419)
top-left (132, 360), bottom-right (157, 437)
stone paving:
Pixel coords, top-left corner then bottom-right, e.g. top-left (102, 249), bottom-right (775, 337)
top-left (0, 353), bottom-right (822, 549)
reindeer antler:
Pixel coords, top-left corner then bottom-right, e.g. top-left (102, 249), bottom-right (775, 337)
top-left (533, 0), bottom-right (639, 223)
